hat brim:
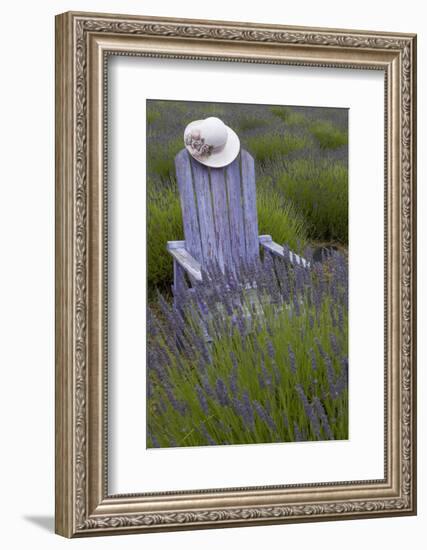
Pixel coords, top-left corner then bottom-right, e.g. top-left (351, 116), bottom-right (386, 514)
top-left (185, 125), bottom-right (240, 168)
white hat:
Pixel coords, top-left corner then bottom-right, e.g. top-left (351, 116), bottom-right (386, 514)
top-left (184, 117), bottom-right (240, 168)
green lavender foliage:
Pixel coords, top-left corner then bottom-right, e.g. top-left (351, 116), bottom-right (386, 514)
top-left (310, 120), bottom-right (348, 150)
top-left (271, 158), bottom-right (348, 242)
top-left (147, 252), bottom-right (348, 447)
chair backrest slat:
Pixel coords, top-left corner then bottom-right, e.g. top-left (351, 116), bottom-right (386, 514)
top-left (175, 148), bottom-right (259, 272)
top-left (190, 158), bottom-right (218, 266)
top-left (175, 150), bottom-right (203, 261)
top-left (224, 154), bottom-right (246, 266)
top-left (209, 166), bottom-right (233, 272)
top-left (241, 149), bottom-right (259, 265)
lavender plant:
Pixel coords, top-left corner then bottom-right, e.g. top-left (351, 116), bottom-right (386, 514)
top-left (147, 249), bottom-right (348, 448)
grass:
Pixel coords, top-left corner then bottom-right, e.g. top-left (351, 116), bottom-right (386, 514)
top-left (310, 120), bottom-right (348, 150)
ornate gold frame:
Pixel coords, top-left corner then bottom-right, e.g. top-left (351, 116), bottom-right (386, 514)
top-left (55, 11), bottom-right (417, 537)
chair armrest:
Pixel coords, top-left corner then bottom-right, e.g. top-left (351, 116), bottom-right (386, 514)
top-left (167, 241), bottom-right (202, 282)
top-left (259, 235), bottom-right (310, 269)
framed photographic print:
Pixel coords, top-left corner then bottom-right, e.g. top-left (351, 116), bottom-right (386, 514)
top-left (55, 11), bottom-right (417, 537)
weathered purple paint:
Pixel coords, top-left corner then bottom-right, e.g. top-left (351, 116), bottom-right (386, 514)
top-left (168, 149), bottom-right (309, 293)
top-left (190, 155), bottom-right (218, 266)
top-left (224, 153), bottom-right (247, 266)
top-left (241, 149), bottom-right (259, 265)
top-left (175, 149), bottom-right (203, 260)
top-left (174, 149), bottom-right (259, 272)
top-left (209, 166), bottom-right (233, 272)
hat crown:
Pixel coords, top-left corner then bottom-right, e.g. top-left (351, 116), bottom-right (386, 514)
top-left (199, 117), bottom-right (228, 148)
top-left (184, 116), bottom-right (240, 167)
top-left (185, 117), bottom-right (228, 151)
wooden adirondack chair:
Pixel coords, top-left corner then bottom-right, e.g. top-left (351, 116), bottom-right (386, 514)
top-left (167, 148), bottom-right (308, 306)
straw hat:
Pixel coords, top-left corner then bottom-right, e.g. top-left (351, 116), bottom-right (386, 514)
top-left (183, 116), bottom-right (240, 168)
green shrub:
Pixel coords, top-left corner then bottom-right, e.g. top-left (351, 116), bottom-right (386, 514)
top-left (147, 183), bottom-right (183, 293)
top-left (236, 115), bottom-right (268, 132)
top-left (270, 106), bottom-right (308, 127)
top-left (257, 188), bottom-right (307, 252)
top-left (310, 120), bottom-right (348, 150)
top-left (275, 159), bottom-right (348, 243)
top-left (147, 109), bottom-right (160, 127)
top-left (246, 133), bottom-right (309, 165)
top-left (147, 136), bottom-right (183, 182)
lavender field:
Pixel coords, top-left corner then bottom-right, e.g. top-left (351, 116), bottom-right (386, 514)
top-left (146, 100), bottom-right (348, 448)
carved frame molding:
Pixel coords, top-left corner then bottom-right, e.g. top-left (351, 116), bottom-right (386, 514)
top-left (55, 11), bottom-right (416, 537)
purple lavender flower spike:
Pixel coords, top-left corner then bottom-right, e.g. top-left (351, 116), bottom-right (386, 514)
top-left (330, 333), bottom-right (340, 357)
top-left (295, 384), bottom-right (321, 440)
top-left (232, 397), bottom-right (244, 421)
top-left (288, 344), bottom-right (297, 375)
top-left (272, 363), bottom-right (281, 385)
top-left (229, 367), bottom-right (238, 398)
top-left (253, 400), bottom-right (277, 432)
top-left (149, 431), bottom-right (160, 448)
top-left (312, 285), bottom-right (322, 318)
top-left (265, 318), bottom-right (274, 337)
top-left (242, 390), bottom-right (255, 431)
top-left (164, 385), bottom-right (185, 416)
top-left (292, 290), bottom-right (301, 316)
top-left (295, 265), bottom-right (305, 294)
top-left (202, 374), bottom-right (214, 398)
top-left (267, 340), bottom-right (275, 360)
top-left (215, 377), bottom-right (230, 406)
top-left (335, 357), bottom-right (348, 396)
top-left (324, 355), bottom-right (337, 398)
top-left (230, 351), bottom-right (238, 369)
top-left (200, 422), bottom-right (217, 446)
top-left (158, 395), bottom-right (167, 413)
top-left (341, 356), bottom-right (349, 377)
top-left (260, 357), bottom-right (272, 389)
top-left (196, 384), bottom-right (209, 414)
top-left (309, 348), bottom-right (317, 372)
top-left (314, 337), bottom-right (327, 360)
top-left (293, 422), bottom-right (303, 442)
top-left (197, 357), bottom-right (208, 376)
top-left (313, 397), bottom-right (334, 440)
top-left (228, 351), bottom-right (239, 397)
